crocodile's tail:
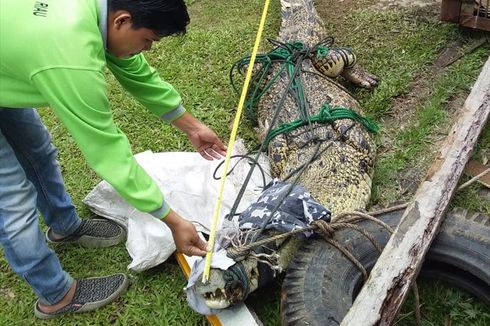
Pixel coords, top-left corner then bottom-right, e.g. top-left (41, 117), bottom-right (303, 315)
top-left (280, 0), bottom-right (326, 45)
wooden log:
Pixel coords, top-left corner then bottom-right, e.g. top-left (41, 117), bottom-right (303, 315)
top-left (341, 57), bottom-right (490, 325)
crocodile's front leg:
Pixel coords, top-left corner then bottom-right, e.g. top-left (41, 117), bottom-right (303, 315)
top-left (341, 64), bottom-right (379, 89)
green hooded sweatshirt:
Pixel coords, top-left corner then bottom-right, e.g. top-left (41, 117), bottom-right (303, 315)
top-left (0, 0), bottom-right (184, 218)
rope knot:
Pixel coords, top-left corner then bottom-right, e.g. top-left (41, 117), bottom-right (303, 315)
top-left (290, 41), bottom-right (307, 52)
top-left (312, 219), bottom-right (335, 238)
top-left (318, 104), bottom-right (333, 122)
top-left (226, 247), bottom-right (248, 261)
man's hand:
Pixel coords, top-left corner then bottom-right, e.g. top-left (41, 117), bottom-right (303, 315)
top-left (188, 124), bottom-right (227, 160)
top-left (163, 209), bottom-right (208, 256)
top-left (171, 112), bottom-right (227, 160)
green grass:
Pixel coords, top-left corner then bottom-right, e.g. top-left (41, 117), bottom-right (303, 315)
top-left (1, 1), bottom-right (489, 325)
top-left (398, 280), bottom-right (490, 326)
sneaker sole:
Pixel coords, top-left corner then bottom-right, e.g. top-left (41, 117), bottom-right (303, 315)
top-left (34, 273), bottom-right (130, 319)
top-left (76, 232), bottom-right (126, 248)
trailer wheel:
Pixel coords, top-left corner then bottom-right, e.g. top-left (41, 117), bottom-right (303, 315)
top-left (281, 208), bottom-right (490, 325)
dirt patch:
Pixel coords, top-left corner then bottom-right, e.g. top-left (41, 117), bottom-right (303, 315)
top-left (372, 0), bottom-right (441, 10)
top-left (385, 39), bottom-right (467, 128)
top-left (384, 36), bottom-right (487, 134)
top-left (0, 287), bottom-right (15, 300)
top-left (480, 188), bottom-right (490, 200)
top-left (315, 0), bottom-right (367, 26)
top-left (316, 0), bottom-right (441, 24)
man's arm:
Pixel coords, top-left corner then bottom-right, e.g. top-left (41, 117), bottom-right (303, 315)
top-left (32, 67), bottom-right (211, 256)
top-left (106, 53), bottom-right (184, 120)
top-left (31, 68), bottom-right (169, 217)
top-left (107, 53), bottom-right (227, 158)
top-left (106, 53), bottom-right (227, 255)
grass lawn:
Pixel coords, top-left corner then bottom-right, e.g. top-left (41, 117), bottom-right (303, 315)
top-left (1, 0), bottom-right (489, 325)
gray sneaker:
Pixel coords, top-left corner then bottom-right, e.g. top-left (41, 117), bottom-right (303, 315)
top-left (46, 218), bottom-right (126, 248)
top-left (34, 273), bottom-right (129, 319)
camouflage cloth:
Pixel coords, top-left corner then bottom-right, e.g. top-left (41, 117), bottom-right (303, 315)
top-left (235, 180), bottom-right (331, 238)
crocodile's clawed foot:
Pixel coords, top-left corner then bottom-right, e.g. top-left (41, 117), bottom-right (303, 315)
top-left (341, 65), bottom-right (380, 89)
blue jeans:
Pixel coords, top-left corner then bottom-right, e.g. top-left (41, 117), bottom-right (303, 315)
top-left (0, 108), bottom-right (81, 305)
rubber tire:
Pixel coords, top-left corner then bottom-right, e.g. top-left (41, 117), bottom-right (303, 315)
top-left (281, 207), bottom-right (490, 325)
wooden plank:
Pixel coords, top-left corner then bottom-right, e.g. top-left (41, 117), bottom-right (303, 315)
top-left (176, 249), bottom-right (262, 326)
top-left (440, 0), bottom-right (462, 23)
top-left (341, 57), bottom-right (490, 325)
top-left (460, 14), bottom-right (490, 32)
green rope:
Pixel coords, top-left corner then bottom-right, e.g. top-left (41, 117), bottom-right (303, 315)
top-left (233, 41), bottom-right (308, 122)
top-left (263, 104), bottom-right (379, 149)
top-left (315, 45), bottom-right (330, 58)
top-left (230, 39), bottom-right (379, 150)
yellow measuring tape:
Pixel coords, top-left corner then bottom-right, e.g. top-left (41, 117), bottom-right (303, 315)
top-left (202, 0), bottom-right (271, 283)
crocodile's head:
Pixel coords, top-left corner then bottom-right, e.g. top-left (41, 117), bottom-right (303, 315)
top-left (192, 232), bottom-right (298, 311)
top-left (195, 257), bottom-right (260, 309)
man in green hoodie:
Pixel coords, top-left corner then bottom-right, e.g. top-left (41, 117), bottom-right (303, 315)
top-left (0, 0), bottom-right (227, 319)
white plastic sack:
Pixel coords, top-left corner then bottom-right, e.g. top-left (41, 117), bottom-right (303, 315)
top-left (126, 212), bottom-right (175, 271)
top-left (83, 140), bottom-right (271, 272)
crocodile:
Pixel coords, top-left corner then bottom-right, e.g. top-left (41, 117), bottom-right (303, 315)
top-left (191, 0), bottom-right (379, 310)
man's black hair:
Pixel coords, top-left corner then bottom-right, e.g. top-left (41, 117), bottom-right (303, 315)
top-left (109, 0), bottom-right (190, 36)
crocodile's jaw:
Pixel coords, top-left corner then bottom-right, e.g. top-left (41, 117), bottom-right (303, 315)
top-left (196, 269), bottom-right (230, 308)
top-left (205, 293), bottom-right (231, 309)
top-left (195, 258), bottom-right (260, 309)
